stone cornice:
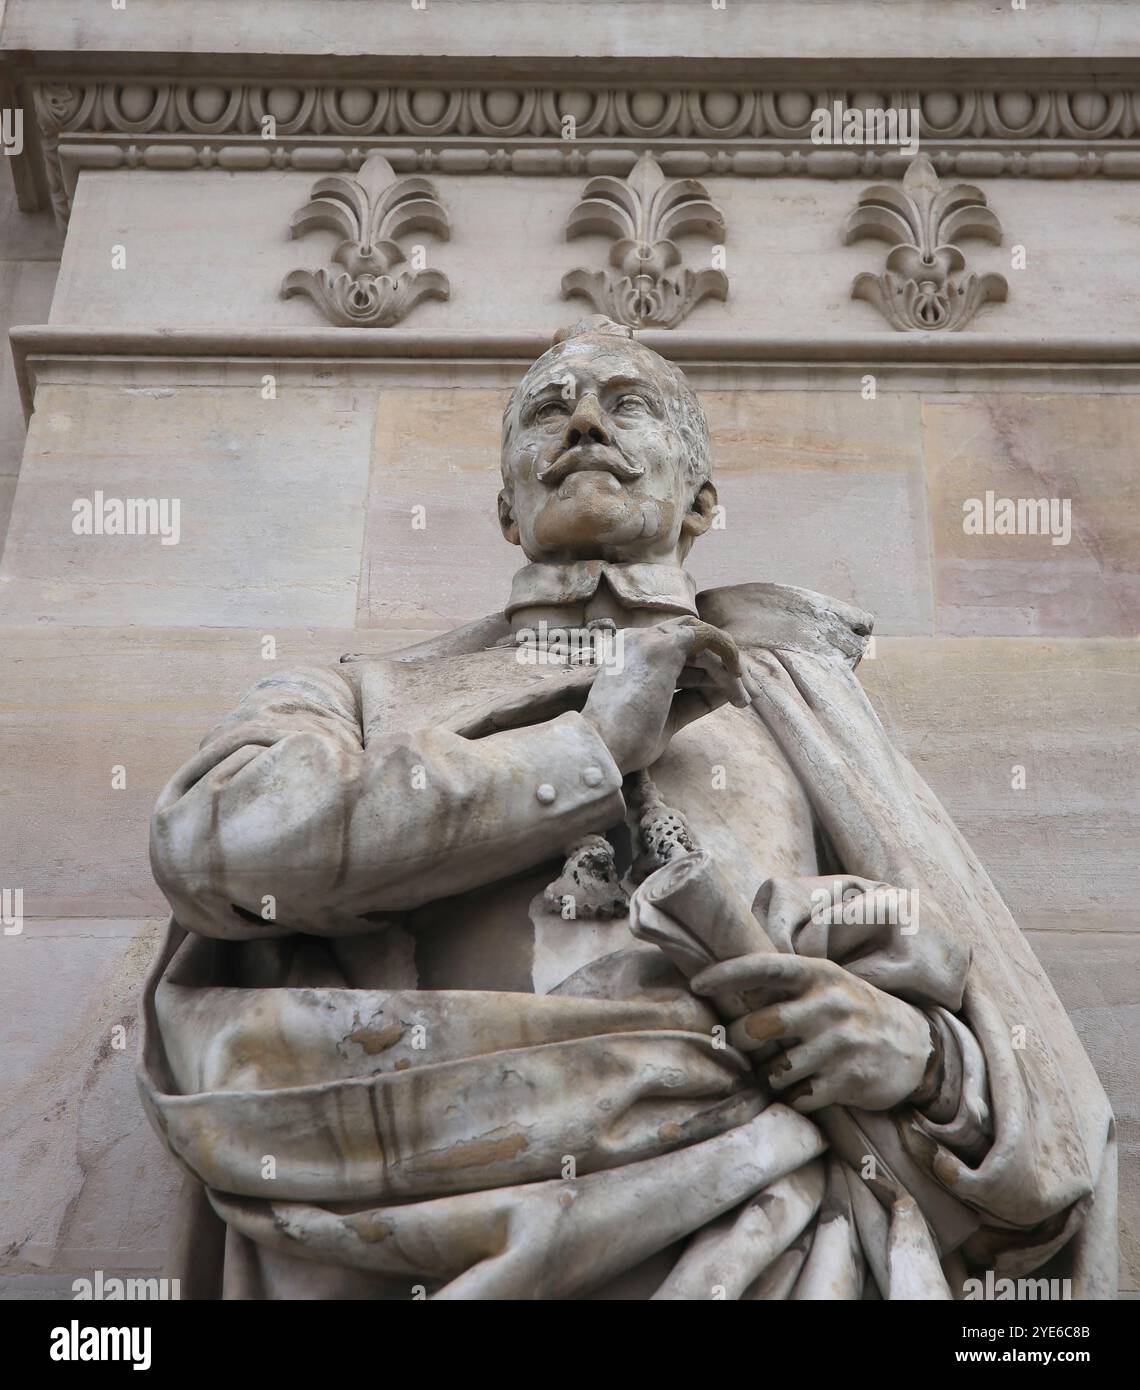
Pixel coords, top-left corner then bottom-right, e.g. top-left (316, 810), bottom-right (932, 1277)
top-left (17, 76), bottom-right (1140, 223)
top-left (4, 0), bottom-right (1139, 67)
top-left (12, 325), bottom-right (1140, 419)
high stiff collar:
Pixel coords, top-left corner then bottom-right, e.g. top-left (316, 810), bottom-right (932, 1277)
top-left (505, 560), bottom-right (698, 620)
top-left (341, 580), bottom-right (872, 670)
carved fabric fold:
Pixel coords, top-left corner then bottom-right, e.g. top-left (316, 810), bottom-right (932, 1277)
top-left (138, 581), bottom-right (1116, 1298)
top-left (142, 927), bottom-right (767, 1203)
top-left (714, 608), bottom-right (1114, 1290)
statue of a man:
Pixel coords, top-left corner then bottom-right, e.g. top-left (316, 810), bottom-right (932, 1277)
top-left (141, 317), bottom-right (1115, 1300)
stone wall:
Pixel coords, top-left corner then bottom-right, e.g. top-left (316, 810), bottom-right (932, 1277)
top-left (0, 176), bottom-right (58, 553)
top-left (38, 169), bottom-right (1140, 340)
top-left (2, 374), bottom-right (1136, 1294)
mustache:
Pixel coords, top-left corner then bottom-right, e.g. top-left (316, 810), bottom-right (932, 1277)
top-left (536, 444), bottom-right (646, 487)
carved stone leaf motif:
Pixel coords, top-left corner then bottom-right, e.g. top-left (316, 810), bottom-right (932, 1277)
top-left (843, 155), bottom-right (1008, 331)
top-left (282, 154), bottom-right (450, 327)
top-left (561, 152), bottom-right (728, 329)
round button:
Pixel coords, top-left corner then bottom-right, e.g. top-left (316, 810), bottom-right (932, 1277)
top-left (536, 783), bottom-right (558, 805)
top-left (582, 765), bottom-right (604, 787)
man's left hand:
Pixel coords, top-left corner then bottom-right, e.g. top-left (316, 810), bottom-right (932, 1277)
top-left (691, 952), bottom-right (934, 1113)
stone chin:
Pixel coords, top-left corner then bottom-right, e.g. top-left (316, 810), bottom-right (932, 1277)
top-left (529, 474), bottom-right (676, 558)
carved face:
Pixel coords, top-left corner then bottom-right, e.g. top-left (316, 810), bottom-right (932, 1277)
top-left (499, 337), bottom-right (715, 564)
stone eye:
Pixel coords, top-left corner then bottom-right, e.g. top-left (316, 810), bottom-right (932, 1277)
top-left (534, 400), bottom-right (568, 423)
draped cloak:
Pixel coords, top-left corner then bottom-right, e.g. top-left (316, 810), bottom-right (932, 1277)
top-left (138, 582), bottom-right (1116, 1299)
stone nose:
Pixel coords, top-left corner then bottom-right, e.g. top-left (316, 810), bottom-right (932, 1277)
top-left (562, 393), bottom-right (612, 451)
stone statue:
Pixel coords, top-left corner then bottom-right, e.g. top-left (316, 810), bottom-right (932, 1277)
top-left (140, 317), bottom-right (1116, 1300)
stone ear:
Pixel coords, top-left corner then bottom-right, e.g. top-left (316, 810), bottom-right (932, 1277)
top-left (497, 489), bottom-right (521, 546)
top-left (681, 480), bottom-right (718, 541)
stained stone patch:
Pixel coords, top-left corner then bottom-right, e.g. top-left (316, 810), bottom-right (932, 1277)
top-left (361, 387), bottom-right (517, 628)
top-left (0, 385), bottom-right (375, 627)
top-left (0, 920), bottom-right (181, 1284)
top-left (862, 637), bottom-right (1140, 929)
top-left (692, 390), bottom-right (934, 635)
top-left (924, 394), bottom-right (1140, 636)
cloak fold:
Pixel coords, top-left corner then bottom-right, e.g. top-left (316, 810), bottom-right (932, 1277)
top-left (139, 583), bottom-right (1115, 1298)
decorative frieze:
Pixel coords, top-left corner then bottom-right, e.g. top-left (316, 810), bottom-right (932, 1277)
top-left (844, 156), bottom-right (1008, 332)
top-left (33, 81), bottom-right (1140, 145)
top-left (29, 80), bottom-right (1140, 224)
top-left (561, 152), bottom-right (727, 329)
top-left (281, 155), bottom-right (450, 327)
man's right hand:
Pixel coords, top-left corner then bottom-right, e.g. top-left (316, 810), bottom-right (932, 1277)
top-left (582, 616), bottom-right (749, 775)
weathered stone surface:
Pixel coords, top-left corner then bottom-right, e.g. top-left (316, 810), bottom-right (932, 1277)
top-left (37, 171), bottom-right (1140, 340)
top-left (0, 384), bottom-right (375, 626)
top-left (50, 171), bottom-right (455, 333)
top-left (6, 0), bottom-right (1138, 62)
top-left (3, 889), bottom-right (1130, 1293)
top-left (0, 260), bottom-right (57, 479)
top-left (0, 475), bottom-right (16, 559)
top-left (0, 172), bottom-right (64, 264)
top-left (863, 638), bottom-right (1140, 931)
top-left (1024, 931), bottom-right (1140, 1290)
top-left (693, 390), bottom-right (933, 634)
top-left (361, 388), bottom-right (516, 628)
top-left (0, 625), bottom-right (430, 919)
top-left (0, 169), bottom-right (61, 557)
top-left (0, 920), bottom-right (181, 1282)
top-left (9, 380), bottom-right (1138, 644)
top-left (924, 394), bottom-right (1140, 636)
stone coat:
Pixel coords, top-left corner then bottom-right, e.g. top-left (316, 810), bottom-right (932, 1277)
top-left (140, 583), bottom-right (1116, 1299)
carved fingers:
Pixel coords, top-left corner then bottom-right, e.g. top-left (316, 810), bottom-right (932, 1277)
top-left (672, 615), bottom-right (743, 677)
top-left (692, 952), bottom-right (934, 1113)
top-left (582, 616), bottom-right (747, 773)
top-left (662, 617), bottom-right (750, 732)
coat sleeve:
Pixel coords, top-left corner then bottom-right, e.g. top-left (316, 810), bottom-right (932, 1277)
top-left (151, 664), bottom-right (625, 938)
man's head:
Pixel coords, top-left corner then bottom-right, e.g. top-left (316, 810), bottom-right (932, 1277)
top-left (499, 316), bottom-right (716, 566)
